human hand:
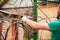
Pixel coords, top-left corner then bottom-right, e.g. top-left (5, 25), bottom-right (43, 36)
top-left (21, 16), bottom-right (28, 22)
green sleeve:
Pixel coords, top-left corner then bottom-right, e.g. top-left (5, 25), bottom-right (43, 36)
top-left (48, 20), bottom-right (60, 31)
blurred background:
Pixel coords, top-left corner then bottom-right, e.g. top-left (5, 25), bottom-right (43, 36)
top-left (0, 0), bottom-right (60, 40)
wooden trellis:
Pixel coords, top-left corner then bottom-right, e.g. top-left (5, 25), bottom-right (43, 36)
top-left (0, 0), bottom-right (36, 40)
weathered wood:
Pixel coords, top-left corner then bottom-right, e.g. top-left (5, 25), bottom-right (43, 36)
top-left (0, 0), bottom-right (9, 8)
top-left (0, 0), bottom-right (34, 40)
top-left (0, 23), bottom-right (2, 40)
top-left (2, 0), bottom-right (33, 8)
top-left (1, 7), bottom-right (34, 40)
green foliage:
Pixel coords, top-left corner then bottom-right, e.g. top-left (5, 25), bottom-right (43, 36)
top-left (24, 37), bottom-right (28, 40)
top-left (0, 0), bottom-right (2, 2)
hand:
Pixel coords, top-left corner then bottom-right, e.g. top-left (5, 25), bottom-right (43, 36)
top-left (21, 16), bottom-right (27, 22)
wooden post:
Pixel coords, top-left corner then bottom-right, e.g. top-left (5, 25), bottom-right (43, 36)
top-left (0, 23), bottom-right (2, 40)
top-left (11, 24), bottom-right (16, 40)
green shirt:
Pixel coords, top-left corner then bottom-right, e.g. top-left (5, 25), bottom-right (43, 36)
top-left (48, 20), bottom-right (60, 40)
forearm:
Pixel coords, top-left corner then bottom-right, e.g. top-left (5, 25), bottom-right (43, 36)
top-left (25, 19), bottom-right (39, 29)
top-left (21, 16), bottom-right (50, 30)
top-left (25, 19), bottom-right (49, 30)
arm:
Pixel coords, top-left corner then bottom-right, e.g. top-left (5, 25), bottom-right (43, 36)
top-left (22, 16), bottom-right (50, 30)
top-left (25, 19), bottom-right (50, 30)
